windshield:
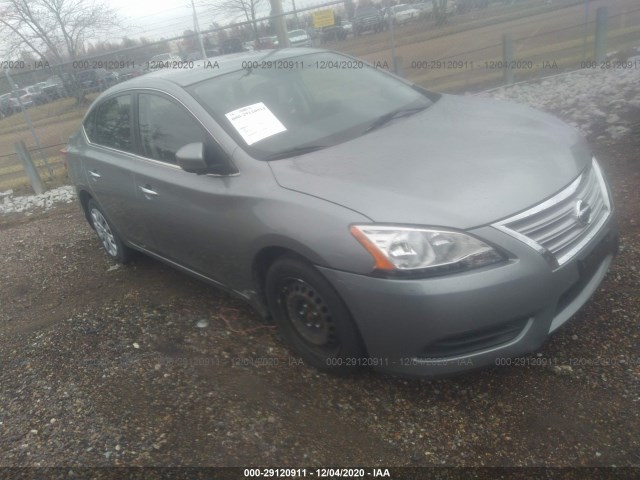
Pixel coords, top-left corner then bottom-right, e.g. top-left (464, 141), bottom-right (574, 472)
top-left (288, 30), bottom-right (306, 37)
top-left (187, 52), bottom-right (436, 160)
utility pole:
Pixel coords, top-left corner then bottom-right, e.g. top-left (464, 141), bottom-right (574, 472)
top-left (594, 6), bottom-right (608, 63)
top-left (292, 0), bottom-right (300, 29)
top-left (270, 0), bottom-right (290, 47)
top-left (190, 0), bottom-right (208, 60)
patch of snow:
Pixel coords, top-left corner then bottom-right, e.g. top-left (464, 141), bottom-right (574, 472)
top-left (479, 67), bottom-right (640, 141)
top-left (0, 186), bottom-right (76, 215)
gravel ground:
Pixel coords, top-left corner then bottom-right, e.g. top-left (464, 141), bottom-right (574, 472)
top-left (0, 92), bottom-right (639, 471)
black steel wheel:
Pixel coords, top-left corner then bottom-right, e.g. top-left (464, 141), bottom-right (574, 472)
top-left (265, 255), bottom-right (365, 373)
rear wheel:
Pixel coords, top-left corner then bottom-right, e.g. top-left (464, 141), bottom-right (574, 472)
top-left (87, 199), bottom-right (132, 263)
top-left (265, 255), bottom-right (365, 374)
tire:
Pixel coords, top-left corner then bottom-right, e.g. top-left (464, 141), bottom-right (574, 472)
top-left (87, 199), bottom-right (132, 263)
top-left (265, 255), bottom-right (365, 374)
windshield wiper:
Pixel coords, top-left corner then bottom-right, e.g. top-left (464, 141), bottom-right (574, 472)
top-left (363, 105), bottom-right (429, 134)
top-left (264, 145), bottom-right (327, 160)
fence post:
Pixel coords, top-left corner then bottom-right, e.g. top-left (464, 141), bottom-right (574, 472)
top-left (393, 56), bottom-right (404, 78)
top-left (594, 6), bottom-right (608, 63)
top-left (15, 141), bottom-right (45, 195)
top-left (502, 33), bottom-right (514, 86)
top-left (389, 14), bottom-right (403, 77)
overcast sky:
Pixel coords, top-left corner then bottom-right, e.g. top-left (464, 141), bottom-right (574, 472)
top-left (108, 0), bottom-right (213, 40)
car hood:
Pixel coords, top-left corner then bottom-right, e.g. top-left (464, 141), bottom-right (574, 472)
top-left (269, 94), bottom-right (592, 229)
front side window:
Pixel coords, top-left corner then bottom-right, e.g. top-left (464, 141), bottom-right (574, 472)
top-left (138, 93), bottom-right (209, 164)
top-left (86, 94), bottom-right (133, 152)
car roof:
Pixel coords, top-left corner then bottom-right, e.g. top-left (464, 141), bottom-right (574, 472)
top-left (107, 48), bottom-right (324, 92)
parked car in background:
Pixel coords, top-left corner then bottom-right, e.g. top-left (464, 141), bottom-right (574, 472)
top-left (287, 29), bottom-right (313, 47)
top-left (41, 76), bottom-right (66, 101)
top-left (25, 85), bottom-right (47, 105)
top-left (255, 36), bottom-right (276, 50)
top-left (413, 1), bottom-right (433, 16)
top-left (457, 0), bottom-right (487, 13)
top-left (342, 22), bottom-right (353, 35)
top-left (0, 93), bottom-right (14, 117)
top-left (415, 0), bottom-right (456, 16)
top-left (440, 0), bottom-right (457, 15)
top-left (185, 50), bottom-right (221, 61)
top-left (389, 4), bottom-right (422, 24)
top-left (9, 89), bottom-right (34, 109)
top-left (321, 25), bottom-right (347, 43)
top-left (65, 48), bottom-right (617, 378)
top-left (104, 70), bottom-right (120, 85)
top-left (353, 5), bottom-right (384, 36)
top-left (76, 69), bottom-right (119, 92)
top-left (117, 65), bottom-right (146, 82)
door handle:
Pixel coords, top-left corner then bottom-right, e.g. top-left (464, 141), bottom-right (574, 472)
top-left (88, 170), bottom-right (101, 179)
top-left (139, 185), bottom-right (158, 196)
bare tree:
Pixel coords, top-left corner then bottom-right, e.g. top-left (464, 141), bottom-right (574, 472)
top-left (432, 0), bottom-right (450, 26)
top-left (204, 0), bottom-right (265, 41)
top-left (0, 0), bottom-right (119, 65)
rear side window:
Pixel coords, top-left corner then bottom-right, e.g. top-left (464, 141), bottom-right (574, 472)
top-left (85, 94), bottom-right (133, 152)
top-left (137, 93), bottom-right (209, 164)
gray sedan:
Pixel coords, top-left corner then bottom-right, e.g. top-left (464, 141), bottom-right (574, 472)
top-left (66, 48), bottom-right (617, 377)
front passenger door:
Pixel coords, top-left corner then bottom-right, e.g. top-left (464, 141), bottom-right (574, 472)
top-left (132, 92), bottom-right (239, 284)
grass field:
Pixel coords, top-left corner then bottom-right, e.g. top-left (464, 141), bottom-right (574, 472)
top-left (0, 97), bottom-right (93, 193)
top-left (0, 97), bottom-right (89, 136)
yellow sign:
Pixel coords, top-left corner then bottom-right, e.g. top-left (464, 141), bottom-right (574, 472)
top-left (312, 9), bottom-right (335, 28)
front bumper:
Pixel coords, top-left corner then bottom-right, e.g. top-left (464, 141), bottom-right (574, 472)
top-left (318, 218), bottom-right (618, 377)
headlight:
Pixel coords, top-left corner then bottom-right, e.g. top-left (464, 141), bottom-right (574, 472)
top-left (350, 225), bottom-right (504, 275)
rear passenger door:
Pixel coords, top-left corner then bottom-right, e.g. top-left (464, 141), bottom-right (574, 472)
top-left (81, 94), bottom-right (149, 246)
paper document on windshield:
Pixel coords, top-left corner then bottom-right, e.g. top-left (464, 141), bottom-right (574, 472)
top-left (225, 102), bottom-right (286, 145)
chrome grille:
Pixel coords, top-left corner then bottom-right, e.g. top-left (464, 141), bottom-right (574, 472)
top-left (494, 158), bottom-right (611, 266)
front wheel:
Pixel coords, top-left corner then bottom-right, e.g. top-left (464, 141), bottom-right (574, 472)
top-left (87, 199), bottom-right (132, 263)
top-left (265, 255), bottom-right (365, 374)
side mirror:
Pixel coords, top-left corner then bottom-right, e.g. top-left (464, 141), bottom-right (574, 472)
top-left (176, 142), bottom-right (211, 174)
